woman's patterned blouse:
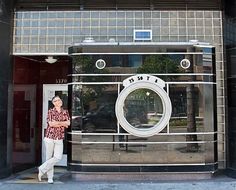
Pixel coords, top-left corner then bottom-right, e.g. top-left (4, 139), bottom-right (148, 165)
top-left (45, 107), bottom-right (70, 140)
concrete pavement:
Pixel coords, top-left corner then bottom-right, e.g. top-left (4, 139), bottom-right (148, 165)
top-left (0, 167), bottom-right (236, 190)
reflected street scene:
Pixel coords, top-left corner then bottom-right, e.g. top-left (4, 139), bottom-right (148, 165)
top-left (124, 88), bottom-right (163, 129)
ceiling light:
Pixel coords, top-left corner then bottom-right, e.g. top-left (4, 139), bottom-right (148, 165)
top-left (45, 56), bottom-right (57, 64)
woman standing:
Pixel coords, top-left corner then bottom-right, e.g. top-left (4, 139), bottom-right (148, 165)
top-left (38, 95), bottom-right (70, 184)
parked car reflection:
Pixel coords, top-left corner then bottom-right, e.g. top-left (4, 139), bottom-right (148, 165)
top-left (71, 115), bottom-right (82, 130)
top-left (81, 103), bottom-right (149, 132)
top-left (125, 104), bottom-right (148, 128)
top-left (82, 104), bottom-right (117, 133)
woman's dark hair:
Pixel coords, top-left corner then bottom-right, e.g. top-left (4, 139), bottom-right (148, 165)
top-left (51, 95), bottom-right (61, 102)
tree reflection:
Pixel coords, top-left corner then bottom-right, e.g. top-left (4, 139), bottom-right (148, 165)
top-left (137, 55), bottom-right (180, 80)
top-left (136, 54), bottom-right (198, 152)
top-left (72, 56), bottom-right (111, 115)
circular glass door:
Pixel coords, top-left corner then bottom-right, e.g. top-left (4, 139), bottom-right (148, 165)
top-left (124, 88), bottom-right (163, 130)
top-left (116, 76), bottom-right (172, 137)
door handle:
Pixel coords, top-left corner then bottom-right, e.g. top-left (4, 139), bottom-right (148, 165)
top-left (31, 128), bottom-right (34, 138)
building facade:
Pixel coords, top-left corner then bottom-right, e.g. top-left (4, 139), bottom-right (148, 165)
top-left (0, 0), bottom-right (235, 177)
top-left (225, 0), bottom-right (236, 172)
top-left (0, 0), bottom-right (14, 178)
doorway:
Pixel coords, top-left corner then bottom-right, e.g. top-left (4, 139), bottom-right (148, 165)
top-left (42, 84), bottom-right (68, 166)
top-left (13, 85), bottom-right (36, 170)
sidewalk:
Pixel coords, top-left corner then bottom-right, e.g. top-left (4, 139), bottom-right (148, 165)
top-left (0, 167), bottom-right (236, 190)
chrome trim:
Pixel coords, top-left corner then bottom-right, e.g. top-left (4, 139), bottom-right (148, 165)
top-left (167, 82), bottom-right (216, 85)
top-left (68, 82), bottom-right (122, 85)
top-left (117, 83), bottom-right (121, 133)
top-left (194, 44), bottom-right (215, 48)
top-left (68, 73), bottom-right (215, 77)
top-left (68, 140), bottom-right (217, 144)
top-left (68, 81), bottom-right (216, 85)
top-left (166, 83), bottom-right (170, 134)
top-left (68, 131), bottom-right (217, 135)
top-left (70, 52), bottom-right (204, 55)
top-left (170, 116), bottom-right (204, 119)
top-left (69, 162), bottom-right (218, 167)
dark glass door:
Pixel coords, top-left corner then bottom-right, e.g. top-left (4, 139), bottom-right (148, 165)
top-left (13, 85), bottom-right (36, 171)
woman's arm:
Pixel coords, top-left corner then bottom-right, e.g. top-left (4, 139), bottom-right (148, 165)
top-left (47, 109), bottom-right (70, 128)
top-left (48, 120), bottom-right (70, 128)
top-left (59, 120), bottom-right (70, 128)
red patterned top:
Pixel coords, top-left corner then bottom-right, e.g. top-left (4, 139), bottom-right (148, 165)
top-left (45, 107), bottom-right (70, 140)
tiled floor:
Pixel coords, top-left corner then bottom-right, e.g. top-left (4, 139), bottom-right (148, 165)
top-left (5, 167), bottom-right (67, 184)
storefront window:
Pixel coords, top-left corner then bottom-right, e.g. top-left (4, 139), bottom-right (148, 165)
top-left (68, 44), bottom-right (217, 171)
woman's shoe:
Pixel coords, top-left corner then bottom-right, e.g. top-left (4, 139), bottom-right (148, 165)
top-left (48, 179), bottom-right (54, 184)
top-left (38, 168), bottom-right (43, 182)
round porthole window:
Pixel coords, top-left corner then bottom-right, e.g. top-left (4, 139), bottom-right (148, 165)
top-left (180, 58), bottom-right (191, 69)
top-left (95, 59), bottom-right (106, 69)
top-left (115, 74), bottom-right (172, 137)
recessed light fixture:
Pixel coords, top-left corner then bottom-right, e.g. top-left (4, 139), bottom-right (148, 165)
top-left (45, 56), bottom-right (57, 64)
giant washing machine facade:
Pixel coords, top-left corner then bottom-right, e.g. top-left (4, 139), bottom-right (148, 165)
top-left (67, 42), bottom-right (217, 172)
